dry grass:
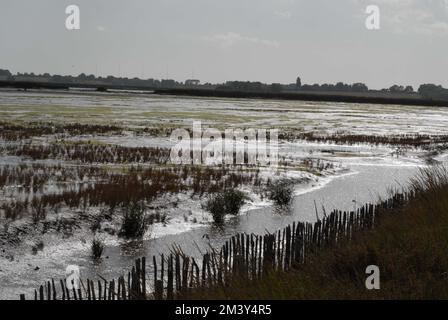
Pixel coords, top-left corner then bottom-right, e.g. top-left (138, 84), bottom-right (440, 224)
top-left (0, 163), bottom-right (263, 221)
top-left (0, 121), bottom-right (122, 140)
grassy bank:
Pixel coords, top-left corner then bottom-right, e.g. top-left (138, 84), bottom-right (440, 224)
top-left (190, 167), bottom-right (448, 299)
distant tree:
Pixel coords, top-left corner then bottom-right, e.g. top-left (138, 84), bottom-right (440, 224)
top-left (0, 69), bottom-right (12, 77)
top-left (404, 86), bottom-right (414, 93)
top-left (352, 83), bottom-right (369, 92)
top-left (320, 84), bottom-right (334, 91)
top-left (389, 85), bottom-right (405, 93)
top-left (50, 75), bottom-right (70, 83)
top-left (335, 82), bottom-right (346, 91)
top-left (418, 84), bottom-right (448, 100)
top-left (310, 83), bottom-right (320, 90)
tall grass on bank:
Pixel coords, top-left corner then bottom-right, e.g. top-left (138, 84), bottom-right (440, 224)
top-left (191, 166), bottom-right (448, 299)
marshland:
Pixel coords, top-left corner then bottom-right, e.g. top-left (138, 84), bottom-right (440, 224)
top-left (1, 88), bottom-right (448, 299)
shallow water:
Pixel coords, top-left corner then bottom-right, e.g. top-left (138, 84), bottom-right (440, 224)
top-left (0, 89), bottom-right (445, 299)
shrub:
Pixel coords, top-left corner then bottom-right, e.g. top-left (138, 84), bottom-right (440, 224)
top-left (223, 189), bottom-right (247, 215)
top-left (91, 237), bottom-right (105, 260)
top-left (267, 179), bottom-right (294, 206)
top-left (206, 189), bottom-right (247, 224)
top-left (119, 201), bottom-right (149, 238)
top-left (206, 195), bottom-right (227, 224)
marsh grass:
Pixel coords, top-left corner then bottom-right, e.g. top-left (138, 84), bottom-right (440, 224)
top-left (279, 131), bottom-right (448, 148)
top-left (0, 163), bottom-right (261, 223)
top-left (6, 142), bottom-right (171, 164)
top-left (0, 121), bottom-right (122, 141)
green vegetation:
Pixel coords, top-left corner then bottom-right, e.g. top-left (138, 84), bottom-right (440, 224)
top-left (31, 198), bottom-right (46, 223)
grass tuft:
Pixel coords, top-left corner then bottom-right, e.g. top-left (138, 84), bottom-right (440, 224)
top-left (91, 237), bottom-right (105, 260)
top-left (205, 189), bottom-right (247, 224)
top-left (119, 201), bottom-right (150, 239)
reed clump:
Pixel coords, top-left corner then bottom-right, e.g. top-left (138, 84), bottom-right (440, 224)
top-left (283, 131), bottom-right (448, 148)
top-left (119, 201), bottom-right (149, 239)
top-left (205, 189), bottom-right (247, 224)
top-left (267, 179), bottom-right (294, 206)
top-left (0, 121), bottom-right (122, 141)
top-left (91, 237), bottom-right (105, 260)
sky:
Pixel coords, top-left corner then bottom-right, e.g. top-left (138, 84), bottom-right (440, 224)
top-left (0, 0), bottom-right (447, 89)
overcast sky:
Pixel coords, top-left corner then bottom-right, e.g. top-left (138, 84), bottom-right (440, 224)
top-left (1, 0), bottom-right (447, 89)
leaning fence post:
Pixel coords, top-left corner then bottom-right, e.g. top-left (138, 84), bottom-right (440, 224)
top-left (141, 256), bottom-right (146, 299)
top-left (167, 254), bottom-right (174, 300)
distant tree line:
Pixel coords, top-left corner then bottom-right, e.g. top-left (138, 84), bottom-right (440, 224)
top-left (387, 85), bottom-right (414, 93)
top-left (1, 68), bottom-right (448, 100)
top-left (215, 81), bottom-right (298, 93)
top-left (299, 82), bottom-right (369, 92)
top-left (0, 69), bottom-right (209, 89)
top-left (418, 84), bottom-right (448, 100)
top-left (218, 77), bottom-right (416, 95)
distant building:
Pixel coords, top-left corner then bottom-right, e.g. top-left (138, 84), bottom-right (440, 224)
top-left (296, 76), bottom-right (302, 89)
top-left (185, 79), bottom-right (200, 86)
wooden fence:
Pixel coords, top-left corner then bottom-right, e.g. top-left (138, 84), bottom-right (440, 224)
top-left (20, 191), bottom-right (409, 300)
